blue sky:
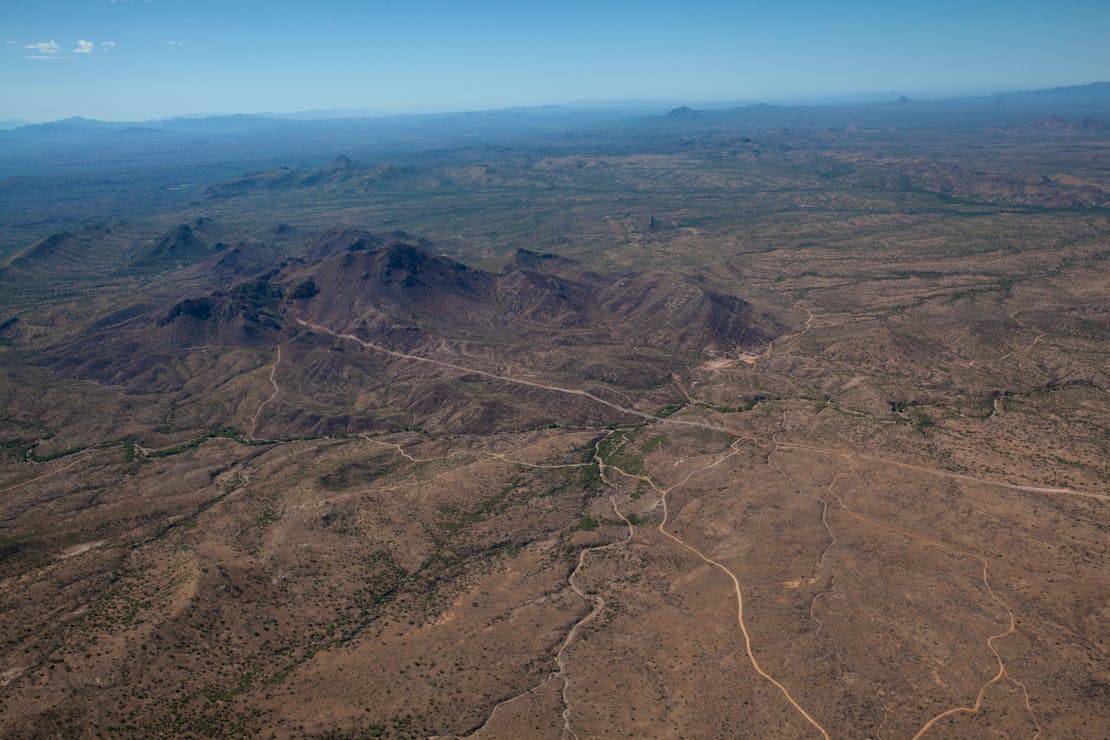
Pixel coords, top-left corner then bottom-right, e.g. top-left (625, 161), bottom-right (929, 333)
top-left (2, 0), bottom-right (1109, 121)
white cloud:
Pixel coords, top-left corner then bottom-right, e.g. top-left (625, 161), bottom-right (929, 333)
top-left (101, 41), bottom-right (116, 48)
top-left (24, 55), bottom-right (71, 61)
top-left (23, 40), bottom-right (60, 53)
top-left (74, 40), bottom-right (94, 54)
top-left (160, 40), bottom-right (184, 47)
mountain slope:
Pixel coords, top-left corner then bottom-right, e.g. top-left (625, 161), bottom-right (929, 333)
top-left (40, 235), bottom-right (780, 434)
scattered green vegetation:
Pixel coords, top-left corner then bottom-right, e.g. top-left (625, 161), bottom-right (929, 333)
top-left (912, 409), bottom-right (937, 434)
top-left (653, 403), bottom-right (684, 418)
top-left (578, 461), bottom-right (605, 493)
top-left (572, 515), bottom-right (599, 531)
top-left (697, 395), bottom-right (774, 413)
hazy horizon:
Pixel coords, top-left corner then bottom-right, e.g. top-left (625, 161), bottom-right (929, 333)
top-left (3, 0), bottom-right (1109, 122)
top-left (7, 80), bottom-right (1109, 126)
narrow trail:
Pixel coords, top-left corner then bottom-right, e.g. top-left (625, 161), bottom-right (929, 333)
top-left (780, 447), bottom-right (1043, 739)
top-left (999, 310), bottom-right (1046, 363)
top-left (296, 319), bottom-right (739, 437)
top-left (361, 433), bottom-right (594, 471)
top-left (776, 442), bottom-right (1106, 503)
top-left (0, 450), bottom-right (99, 496)
top-left (766, 415), bottom-right (841, 639)
top-left (556, 494), bottom-right (635, 740)
top-left (250, 345), bottom-right (282, 440)
top-left (361, 436), bottom-right (475, 465)
top-left (999, 332), bottom-right (1044, 362)
top-left (760, 306), bottom-right (816, 363)
top-left (812, 474), bottom-right (843, 572)
top-left (461, 438), bottom-right (634, 739)
top-left (719, 305), bottom-right (814, 367)
top-left (318, 436), bottom-right (600, 511)
top-left (875, 690), bottom-right (892, 736)
top-left (601, 442), bottom-right (831, 740)
top-left (771, 458), bottom-right (848, 638)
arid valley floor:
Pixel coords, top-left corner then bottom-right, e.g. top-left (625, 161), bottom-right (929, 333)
top-left (0, 96), bottom-right (1107, 737)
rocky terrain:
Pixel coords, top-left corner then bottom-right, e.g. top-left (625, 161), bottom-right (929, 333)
top-left (0, 97), bottom-right (1107, 738)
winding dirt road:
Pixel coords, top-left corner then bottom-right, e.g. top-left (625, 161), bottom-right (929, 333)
top-left (776, 442), bottom-right (1106, 502)
top-left (297, 319), bottom-right (1102, 504)
top-left (362, 434), bottom-right (590, 471)
top-left (0, 450), bottom-right (99, 496)
top-left (780, 446), bottom-right (1043, 739)
top-left (555, 493), bottom-right (635, 740)
top-left (461, 438), bottom-right (634, 739)
top-left (250, 345), bottom-right (282, 439)
top-left (760, 306), bottom-right (816, 363)
top-left (601, 443), bottom-right (831, 739)
top-left (293, 316), bottom-right (1089, 738)
top-left (437, 432), bottom-right (811, 738)
top-left (351, 431), bottom-right (624, 738)
top-left (999, 310), bottom-right (1047, 363)
top-left (295, 319), bottom-right (739, 437)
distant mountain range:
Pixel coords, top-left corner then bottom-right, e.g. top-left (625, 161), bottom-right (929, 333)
top-left (6, 81), bottom-right (1110, 133)
top-left (0, 81), bottom-right (1105, 183)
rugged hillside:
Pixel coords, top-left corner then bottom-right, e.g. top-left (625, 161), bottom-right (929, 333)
top-left (37, 234), bottom-right (779, 434)
top-left (203, 158), bottom-right (419, 199)
top-left (827, 153), bottom-right (1110, 208)
top-left (287, 242), bottom-right (498, 336)
top-left (139, 218), bottom-right (227, 265)
top-left (1, 220), bottom-right (140, 280)
top-left (593, 272), bottom-right (766, 352)
top-left (282, 241), bottom-right (774, 350)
